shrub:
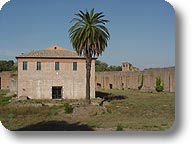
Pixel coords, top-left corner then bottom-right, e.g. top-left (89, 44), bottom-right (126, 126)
top-left (0, 89), bottom-right (8, 96)
top-left (107, 108), bottom-right (112, 114)
top-left (155, 77), bottom-right (164, 92)
top-left (138, 74), bottom-right (144, 90)
top-left (116, 123), bottom-right (123, 131)
top-left (64, 103), bottom-right (73, 114)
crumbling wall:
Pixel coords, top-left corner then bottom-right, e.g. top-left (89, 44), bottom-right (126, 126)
top-left (0, 71), bottom-right (17, 93)
top-left (0, 67), bottom-right (175, 96)
top-left (96, 67), bottom-right (175, 92)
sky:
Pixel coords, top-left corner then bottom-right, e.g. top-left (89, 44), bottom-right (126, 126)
top-left (0, 0), bottom-right (175, 70)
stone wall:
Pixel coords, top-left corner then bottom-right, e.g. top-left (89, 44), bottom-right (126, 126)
top-left (95, 67), bottom-right (175, 92)
top-left (122, 62), bottom-right (140, 72)
top-left (0, 71), bottom-right (17, 93)
top-left (1, 66), bottom-right (175, 98)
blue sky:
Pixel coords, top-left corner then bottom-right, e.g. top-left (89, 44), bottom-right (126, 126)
top-left (0, 0), bottom-right (175, 70)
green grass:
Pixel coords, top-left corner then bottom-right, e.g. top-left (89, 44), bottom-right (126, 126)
top-left (86, 89), bottom-right (175, 130)
top-left (0, 90), bottom-right (15, 106)
top-left (0, 89), bottom-right (175, 131)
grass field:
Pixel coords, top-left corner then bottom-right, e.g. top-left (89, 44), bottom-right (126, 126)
top-left (0, 89), bottom-right (175, 131)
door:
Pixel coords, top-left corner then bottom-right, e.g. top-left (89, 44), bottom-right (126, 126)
top-left (52, 86), bottom-right (62, 99)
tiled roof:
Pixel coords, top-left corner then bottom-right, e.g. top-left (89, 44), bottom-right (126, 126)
top-left (16, 45), bottom-right (85, 59)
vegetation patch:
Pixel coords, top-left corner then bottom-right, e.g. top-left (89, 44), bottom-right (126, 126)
top-left (116, 123), bottom-right (124, 131)
top-left (0, 90), bottom-right (15, 106)
top-left (138, 74), bottom-right (144, 90)
top-left (155, 77), bottom-right (164, 92)
top-left (0, 89), bottom-right (174, 131)
top-left (64, 103), bottom-right (73, 114)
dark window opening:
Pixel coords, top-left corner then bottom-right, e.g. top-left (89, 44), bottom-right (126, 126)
top-left (52, 86), bottom-right (62, 99)
top-left (122, 83), bottom-right (124, 90)
top-left (54, 47), bottom-right (57, 49)
top-left (0, 77), bottom-right (1, 89)
top-left (37, 62), bottom-right (41, 70)
top-left (109, 84), bottom-right (113, 89)
top-left (23, 61), bottom-right (27, 70)
top-left (97, 83), bottom-right (101, 89)
top-left (73, 62), bottom-right (77, 71)
top-left (55, 62), bottom-right (60, 70)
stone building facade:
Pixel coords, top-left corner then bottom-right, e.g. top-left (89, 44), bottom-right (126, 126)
top-left (96, 64), bottom-right (175, 92)
top-left (16, 45), bottom-right (95, 99)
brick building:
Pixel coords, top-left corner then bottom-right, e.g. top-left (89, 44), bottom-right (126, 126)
top-left (16, 45), bottom-right (95, 99)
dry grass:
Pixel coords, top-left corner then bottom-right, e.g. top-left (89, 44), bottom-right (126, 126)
top-left (0, 89), bottom-right (175, 131)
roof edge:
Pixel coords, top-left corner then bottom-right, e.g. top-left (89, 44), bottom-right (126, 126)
top-left (16, 56), bottom-right (97, 59)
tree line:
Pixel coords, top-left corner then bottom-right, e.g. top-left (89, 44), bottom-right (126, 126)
top-left (95, 60), bottom-right (122, 72)
top-left (0, 60), bottom-right (17, 72)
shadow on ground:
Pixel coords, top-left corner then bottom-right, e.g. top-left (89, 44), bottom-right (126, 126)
top-left (96, 91), bottom-right (127, 102)
top-left (14, 121), bottom-right (94, 131)
top-left (96, 91), bottom-right (127, 106)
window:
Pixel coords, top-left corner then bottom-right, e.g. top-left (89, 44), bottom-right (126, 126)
top-left (73, 62), bottom-right (77, 71)
top-left (55, 62), bottom-right (59, 70)
top-left (37, 62), bottom-right (41, 70)
top-left (23, 61), bottom-right (27, 70)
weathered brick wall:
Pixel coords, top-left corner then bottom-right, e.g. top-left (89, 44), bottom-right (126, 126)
top-left (17, 58), bottom-right (95, 99)
top-left (1, 65), bottom-right (175, 99)
top-left (96, 67), bottom-right (175, 92)
top-left (0, 72), bottom-right (11, 90)
top-left (0, 71), bottom-right (17, 93)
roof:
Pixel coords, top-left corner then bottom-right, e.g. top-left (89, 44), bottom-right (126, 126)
top-left (16, 45), bottom-right (88, 59)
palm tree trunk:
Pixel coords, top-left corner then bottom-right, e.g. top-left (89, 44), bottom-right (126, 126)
top-left (85, 55), bottom-right (92, 104)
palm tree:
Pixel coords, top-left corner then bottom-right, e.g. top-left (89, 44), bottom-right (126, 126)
top-left (69, 8), bottom-right (110, 104)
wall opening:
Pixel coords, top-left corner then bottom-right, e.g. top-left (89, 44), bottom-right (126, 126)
top-left (97, 83), bottom-right (102, 89)
top-left (0, 77), bottom-right (1, 89)
top-left (122, 83), bottom-right (124, 90)
top-left (109, 84), bottom-right (113, 89)
top-left (52, 86), bottom-right (62, 99)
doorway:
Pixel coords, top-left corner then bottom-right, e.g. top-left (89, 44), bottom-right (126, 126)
top-left (109, 84), bottom-right (113, 89)
top-left (52, 86), bottom-right (62, 99)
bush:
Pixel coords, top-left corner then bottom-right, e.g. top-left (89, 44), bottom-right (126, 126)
top-left (107, 108), bottom-right (112, 114)
top-left (155, 77), bottom-right (164, 92)
top-left (0, 96), bottom-right (13, 106)
top-left (0, 89), bottom-right (8, 96)
top-left (64, 103), bottom-right (73, 114)
top-left (138, 74), bottom-right (144, 90)
top-left (116, 123), bottom-right (123, 131)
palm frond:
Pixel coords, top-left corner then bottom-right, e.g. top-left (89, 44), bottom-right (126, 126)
top-left (69, 8), bottom-right (110, 57)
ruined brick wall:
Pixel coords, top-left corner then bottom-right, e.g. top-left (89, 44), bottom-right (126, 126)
top-left (96, 67), bottom-right (175, 92)
top-left (0, 72), bottom-right (11, 90)
top-left (0, 71), bottom-right (17, 93)
top-left (1, 66), bottom-right (175, 98)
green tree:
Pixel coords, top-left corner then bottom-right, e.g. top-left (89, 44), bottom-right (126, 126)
top-left (95, 60), bottom-right (122, 72)
top-left (69, 9), bottom-right (110, 104)
top-left (155, 77), bottom-right (164, 92)
top-left (138, 74), bottom-right (144, 90)
top-left (95, 60), bottom-right (108, 72)
top-left (0, 60), bottom-right (17, 72)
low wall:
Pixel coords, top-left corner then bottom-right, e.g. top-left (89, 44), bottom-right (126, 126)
top-left (95, 67), bottom-right (175, 92)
